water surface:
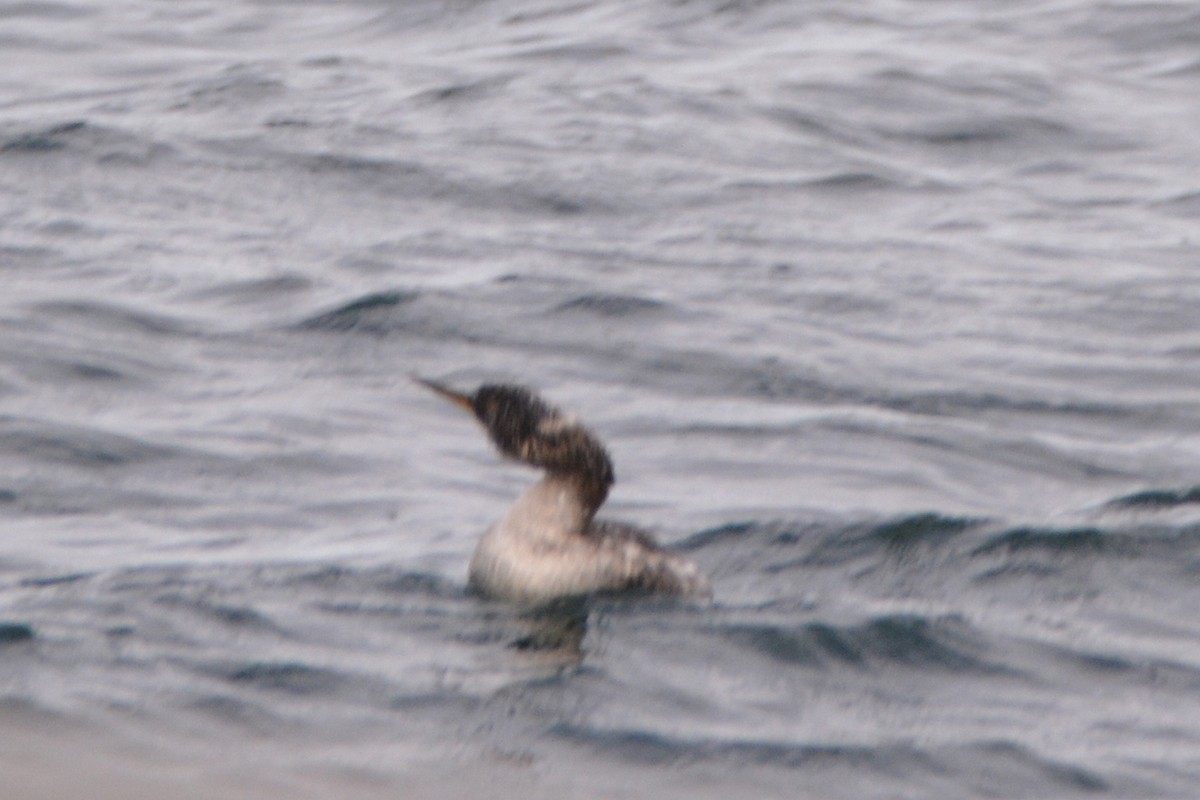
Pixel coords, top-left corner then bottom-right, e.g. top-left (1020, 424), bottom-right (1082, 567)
top-left (3, 0), bottom-right (1200, 796)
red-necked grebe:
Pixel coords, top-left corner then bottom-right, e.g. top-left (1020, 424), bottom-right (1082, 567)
top-left (416, 378), bottom-right (711, 606)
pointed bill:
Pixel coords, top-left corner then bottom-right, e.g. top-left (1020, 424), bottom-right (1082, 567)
top-left (412, 376), bottom-right (474, 413)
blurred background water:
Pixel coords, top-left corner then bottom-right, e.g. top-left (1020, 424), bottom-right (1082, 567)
top-left (2, 0), bottom-right (1200, 796)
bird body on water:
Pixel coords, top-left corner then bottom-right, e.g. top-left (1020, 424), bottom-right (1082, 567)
top-left (416, 379), bottom-right (711, 606)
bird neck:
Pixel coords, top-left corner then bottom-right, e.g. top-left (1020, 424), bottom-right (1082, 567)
top-left (501, 474), bottom-right (601, 545)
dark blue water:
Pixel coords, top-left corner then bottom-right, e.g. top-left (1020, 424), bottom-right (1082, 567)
top-left (3, 0), bottom-right (1200, 796)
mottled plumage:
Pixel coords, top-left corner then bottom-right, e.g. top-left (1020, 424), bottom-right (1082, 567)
top-left (417, 379), bottom-right (711, 606)
top-left (470, 384), bottom-right (614, 515)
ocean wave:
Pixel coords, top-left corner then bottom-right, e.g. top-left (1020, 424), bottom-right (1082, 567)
top-left (0, 623), bottom-right (35, 645)
top-left (553, 292), bottom-right (669, 318)
top-left (548, 722), bottom-right (901, 769)
top-left (33, 300), bottom-right (197, 337)
top-left (1108, 486), bottom-right (1200, 509)
top-left (218, 661), bottom-right (345, 696)
top-left (295, 290), bottom-right (420, 334)
top-left (683, 513), bottom-right (983, 572)
top-left (0, 417), bottom-right (182, 469)
top-left (547, 724), bottom-right (1109, 794)
top-left (971, 526), bottom-right (1134, 558)
top-left (0, 119), bottom-right (173, 165)
top-left (715, 613), bottom-right (994, 672)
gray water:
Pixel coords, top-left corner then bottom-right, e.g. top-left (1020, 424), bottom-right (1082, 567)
top-left (3, 0), bottom-right (1200, 797)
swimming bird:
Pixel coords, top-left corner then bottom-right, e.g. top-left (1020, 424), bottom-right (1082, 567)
top-left (416, 378), bottom-right (711, 607)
